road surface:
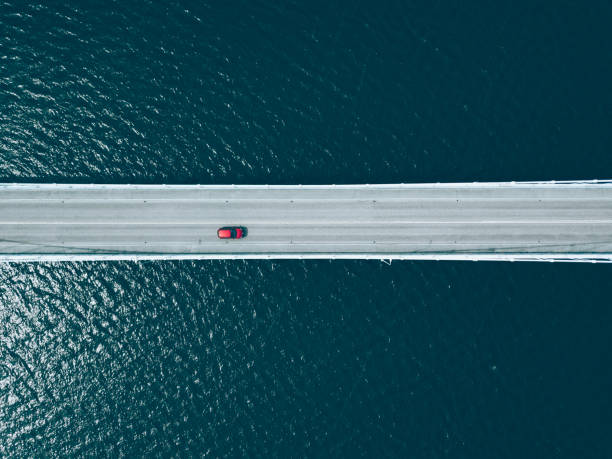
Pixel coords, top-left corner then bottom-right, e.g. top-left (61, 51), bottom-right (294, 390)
top-left (0, 181), bottom-right (611, 262)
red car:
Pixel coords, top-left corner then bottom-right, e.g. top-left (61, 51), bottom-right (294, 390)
top-left (217, 226), bottom-right (247, 239)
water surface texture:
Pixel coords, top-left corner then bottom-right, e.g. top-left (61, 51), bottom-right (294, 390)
top-left (1, 1), bottom-right (612, 457)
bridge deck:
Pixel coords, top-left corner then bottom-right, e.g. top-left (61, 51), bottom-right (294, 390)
top-left (0, 182), bottom-right (611, 262)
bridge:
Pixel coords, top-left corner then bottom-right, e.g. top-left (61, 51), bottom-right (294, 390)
top-left (0, 181), bottom-right (611, 262)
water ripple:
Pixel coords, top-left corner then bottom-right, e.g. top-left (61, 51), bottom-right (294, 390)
top-left (2, 1), bottom-right (612, 456)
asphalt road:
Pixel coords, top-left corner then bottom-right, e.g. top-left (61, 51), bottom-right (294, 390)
top-left (0, 182), bottom-right (611, 261)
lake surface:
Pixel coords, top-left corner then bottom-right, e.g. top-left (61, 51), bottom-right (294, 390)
top-left (1, 1), bottom-right (612, 456)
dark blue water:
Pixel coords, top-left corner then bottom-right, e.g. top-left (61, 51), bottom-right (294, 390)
top-left (1, 2), bottom-right (612, 457)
